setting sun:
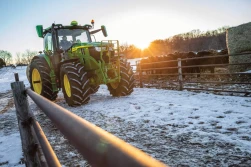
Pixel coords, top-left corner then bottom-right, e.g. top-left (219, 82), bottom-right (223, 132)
top-left (135, 40), bottom-right (150, 50)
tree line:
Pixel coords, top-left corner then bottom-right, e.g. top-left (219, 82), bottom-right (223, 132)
top-left (121, 26), bottom-right (229, 59)
top-left (0, 50), bottom-right (37, 66)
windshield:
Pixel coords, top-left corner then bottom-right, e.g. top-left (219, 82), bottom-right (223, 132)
top-left (57, 29), bottom-right (90, 50)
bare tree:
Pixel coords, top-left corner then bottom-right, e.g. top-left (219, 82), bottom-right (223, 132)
top-left (119, 43), bottom-right (142, 58)
top-left (21, 50), bottom-right (37, 64)
top-left (148, 25), bottom-right (229, 55)
top-left (0, 50), bottom-right (12, 65)
top-left (15, 52), bottom-right (22, 65)
top-left (120, 43), bottom-right (129, 52)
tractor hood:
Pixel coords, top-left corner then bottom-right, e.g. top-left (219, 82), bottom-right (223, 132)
top-left (71, 42), bottom-right (112, 52)
top-left (79, 42), bottom-right (111, 47)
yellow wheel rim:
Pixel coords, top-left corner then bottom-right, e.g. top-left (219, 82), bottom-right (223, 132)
top-left (64, 74), bottom-right (71, 97)
top-left (32, 68), bottom-right (42, 94)
top-left (110, 82), bottom-right (119, 89)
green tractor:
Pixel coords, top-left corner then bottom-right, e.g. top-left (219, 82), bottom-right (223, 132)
top-left (27, 20), bottom-right (134, 106)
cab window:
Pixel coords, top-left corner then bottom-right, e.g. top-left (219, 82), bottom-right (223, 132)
top-left (44, 33), bottom-right (53, 51)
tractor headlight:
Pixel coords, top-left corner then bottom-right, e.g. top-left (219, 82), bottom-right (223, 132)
top-left (95, 47), bottom-right (106, 52)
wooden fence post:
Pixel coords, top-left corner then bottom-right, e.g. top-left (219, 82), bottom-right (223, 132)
top-left (11, 73), bottom-right (39, 167)
top-left (177, 58), bottom-right (183, 91)
top-left (138, 61), bottom-right (143, 88)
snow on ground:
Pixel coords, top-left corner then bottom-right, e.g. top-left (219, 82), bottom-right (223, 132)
top-left (84, 86), bottom-right (251, 151)
top-left (0, 67), bottom-right (26, 166)
top-left (241, 70), bottom-right (251, 73)
top-left (0, 102), bottom-right (24, 166)
top-left (0, 66), bottom-right (29, 93)
top-left (1, 66), bottom-right (251, 166)
top-left (0, 132), bottom-right (24, 166)
top-left (41, 87), bottom-right (251, 166)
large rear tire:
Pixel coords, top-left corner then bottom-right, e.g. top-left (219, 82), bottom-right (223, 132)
top-left (90, 85), bottom-right (100, 94)
top-left (29, 58), bottom-right (58, 100)
top-left (107, 60), bottom-right (134, 96)
top-left (60, 62), bottom-right (91, 106)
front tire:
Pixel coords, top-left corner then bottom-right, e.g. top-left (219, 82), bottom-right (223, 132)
top-left (29, 58), bottom-right (58, 100)
top-left (60, 62), bottom-right (91, 106)
top-left (107, 60), bottom-right (134, 96)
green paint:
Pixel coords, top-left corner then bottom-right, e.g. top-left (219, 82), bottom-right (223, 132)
top-left (36, 25), bottom-right (43, 38)
top-left (101, 25), bottom-right (108, 37)
top-left (50, 70), bottom-right (57, 92)
top-left (42, 54), bottom-right (51, 68)
top-left (67, 40), bottom-right (120, 85)
top-left (71, 20), bottom-right (78, 26)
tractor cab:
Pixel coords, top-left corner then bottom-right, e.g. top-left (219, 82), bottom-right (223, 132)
top-left (37, 21), bottom-right (107, 53)
top-left (58, 29), bottom-right (89, 51)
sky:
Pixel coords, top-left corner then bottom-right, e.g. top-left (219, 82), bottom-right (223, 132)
top-left (0, 0), bottom-right (251, 61)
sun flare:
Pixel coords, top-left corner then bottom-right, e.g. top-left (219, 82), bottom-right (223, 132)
top-left (135, 41), bottom-right (150, 50)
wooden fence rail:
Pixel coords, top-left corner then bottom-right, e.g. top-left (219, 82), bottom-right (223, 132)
top-left (134, 53), bottom-right (251, 95)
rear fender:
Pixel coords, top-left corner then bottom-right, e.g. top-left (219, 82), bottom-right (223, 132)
top-left (32, 54), bottom-right (51, 68)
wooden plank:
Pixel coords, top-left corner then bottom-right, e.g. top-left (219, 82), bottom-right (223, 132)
top-left (186, 81), bottom-right (251, 84)
top-left (184, 87), bottom-right (251, 94)
top-left (178, 58), bottom-right (183, 91)
top-left (11, 78), bottom-right (39, 167)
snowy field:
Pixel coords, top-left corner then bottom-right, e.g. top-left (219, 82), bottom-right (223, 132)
top-left (0, 66), bottom-right (251, 166)
top-left (0, 66), bottom-right (29, 93)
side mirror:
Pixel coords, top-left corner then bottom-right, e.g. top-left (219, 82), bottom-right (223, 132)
top-left (101, 25), bottom-right (108, 37)
top-left (36, 25), bottom-right (43, 38)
